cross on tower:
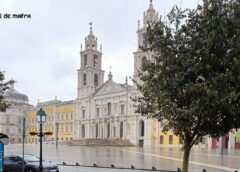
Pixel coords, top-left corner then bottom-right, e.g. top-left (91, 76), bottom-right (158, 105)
top-left (89, 21), bottom-right (93, 32)
top-left (109, 66), bottom-right (112, 73)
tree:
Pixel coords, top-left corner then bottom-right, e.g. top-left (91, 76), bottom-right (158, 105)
top-left (133, 0), bottom-right (240, 172)
top-left (0, 71), bottom-right (14, 112)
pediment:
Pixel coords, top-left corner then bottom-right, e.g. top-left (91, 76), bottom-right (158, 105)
top-left (94, 80), bottom-right (126, 96)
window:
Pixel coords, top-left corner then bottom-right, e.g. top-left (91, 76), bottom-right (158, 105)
top-left (96, 107), bottom-right (100, 117)
top-left (96, 124), bottom-right (98, 138)
top-left (160, 135), bottom-right (164, 144)
top-left (71, 123), bottom-right (73, 132)
top-left (94, 74), bottom-right (98, 87)
top-left (120, 122), bottom-right (123, 138)
top-left (71, 113), bottom-right (73, 120)
top-left (107, 103), bottom-right (112, 115)
top-left (18, 128), bottom-right (21, 133)
top-left (139, 120), bottom-right (144, 137)
top-left (114, 127), bottom-right (116, 137)
top-left (142, 32), bottom-right (147, 48)
top-left (82, 109), bottom-right (85, 119)
top-left (83, 73), bottom-right (87, 86)
top-left (120, 104), bottom-right (124, 115)
top-left (141, 56), bottom-right (147, 71)
top-left (93, 55), bottom-right (98, 68)
top-left (84, 54), bottom-right (87, 67)
top-left (107, 123), bottom-right (110, 138)
top-left (169, 135), bottom-right (173, 144)
top-left (62, 114), bottom-right (64, 121)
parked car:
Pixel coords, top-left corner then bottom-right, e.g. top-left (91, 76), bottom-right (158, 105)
top-left (4, 154), bottom-right (59, 172)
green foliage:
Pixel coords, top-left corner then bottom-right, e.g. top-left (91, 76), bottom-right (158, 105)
top-left (134, 0), bottom-right (239, 171)
top-left (0, 71), bottom-right (14, 112)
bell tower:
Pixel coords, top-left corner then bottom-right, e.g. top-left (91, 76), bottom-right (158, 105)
top-left (77, 23), bottom-right (104, 99)
top-left (133, 0), bottom-right (159, 84)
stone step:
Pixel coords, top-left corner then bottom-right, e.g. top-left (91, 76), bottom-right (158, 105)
top-left (68, 139), bottom-right (136, 147)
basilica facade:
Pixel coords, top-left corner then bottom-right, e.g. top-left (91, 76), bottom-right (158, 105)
top-left (73, 2), bottom-right (161, 147)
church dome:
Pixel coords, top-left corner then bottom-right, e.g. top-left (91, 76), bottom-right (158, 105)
top-left (4, 83), bottom-right (29, 102)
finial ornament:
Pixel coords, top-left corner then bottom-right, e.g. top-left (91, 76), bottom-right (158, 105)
top-left (150, 0), bottom-right (153, 4)
top-left (110, 66), bottom-right (112, 73)
top-left (89, 21), bottom-right (93, 32)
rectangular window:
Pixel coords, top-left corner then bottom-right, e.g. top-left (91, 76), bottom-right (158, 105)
top-left (160, 135), bottom-right (164, 144)
top-left (84, 54), bottom-right (87, 67)
top-left (96, 108), bottom-right (100, 117)
top-left (107, 103), bottom-right (111, 115)
top-left (169, 135), bottom-right (173, 144)
top-left (71, 113), bottom-right (73, 120)
top-left (82, 110), bottom-right (85, 119)
top-left (120, 104), bottom-right (125, 115)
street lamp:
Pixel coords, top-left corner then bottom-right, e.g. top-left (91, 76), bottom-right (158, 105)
top-left (29, 108), bottom-right (53, 172)
top-left (37, 108), bottom-right (46, 172)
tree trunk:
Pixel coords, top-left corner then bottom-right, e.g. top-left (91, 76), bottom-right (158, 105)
top-left (182, 143), bottom-right (191, 172)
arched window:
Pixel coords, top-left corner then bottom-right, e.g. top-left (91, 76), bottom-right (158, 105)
top-left (93, 55), bottom-right (98, 68)
top-left (107, 123), bottom-right (110, 138)
top-left (141, 56), bottom-right (147, 71)
top-left (107, 103), bottom-right (111, 115)
top-left (84, 55), bottom-right (87, 67)
top-left (96, 123), bottom-right (98, 138)
top-left (142, 32), bottom-right (147, 48)
top-left (120, 121), bottom-right (123, 139)
top-left (139, 120), bottom-right (144, 137)
top-left (81, 125), bottom-right (85, 138)
top-left (94, 74), bottom-right (98, 87)
top-left (83, 73), bottom-right (87, 86)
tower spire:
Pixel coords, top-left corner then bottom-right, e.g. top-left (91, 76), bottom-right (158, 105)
top-left (150, 0), bottom-right (153, 4)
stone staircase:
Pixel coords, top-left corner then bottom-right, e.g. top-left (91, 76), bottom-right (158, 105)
top-left (68, 139), bottom-right (136, 147)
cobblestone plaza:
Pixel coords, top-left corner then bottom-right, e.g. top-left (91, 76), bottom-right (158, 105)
top-left (5, 143), bottom-right (240, 172)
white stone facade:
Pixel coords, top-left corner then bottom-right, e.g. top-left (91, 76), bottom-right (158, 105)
top-left (0, 84), bottom-right (33, 144)
top-left (74, 2), bottom-right (159, 146)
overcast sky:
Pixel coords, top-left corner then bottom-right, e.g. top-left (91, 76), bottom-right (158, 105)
top-left (0, 0), bottom-right (199, 105)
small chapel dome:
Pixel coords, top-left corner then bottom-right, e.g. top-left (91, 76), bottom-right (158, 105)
top-left (4, 83), bottom-right (29, 102)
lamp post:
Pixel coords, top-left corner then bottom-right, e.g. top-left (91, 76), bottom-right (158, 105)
top-left (37, 108), bottom-right (46, 172)
top-left (28, 108), bottom-right (53, 172)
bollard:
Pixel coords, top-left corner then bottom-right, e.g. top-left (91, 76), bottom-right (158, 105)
top-left (111, 164), bottom-right (115, 168)
top-left (177, 168), bottom-right (181, 172)
top-left (63, 162), bottom-right (67, 165)
top-left (203, 169), bottom-right (207, 172)
top-left (152, 166), bottom-right (156, 171)
top-left (93, 163), bottom-right (98, 167)
top-left (76, 162), bottom-right (80, 166)
top-left (131, 165), bottom-right (135, 169)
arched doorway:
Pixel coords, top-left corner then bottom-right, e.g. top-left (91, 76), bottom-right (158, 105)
top-left (81, 124), bottom-right (85, 138)
top-left (120, 121), bottom-right (123, 139)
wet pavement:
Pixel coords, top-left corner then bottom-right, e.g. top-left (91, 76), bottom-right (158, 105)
top-left (4, 143), bottom-right (240, 172)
